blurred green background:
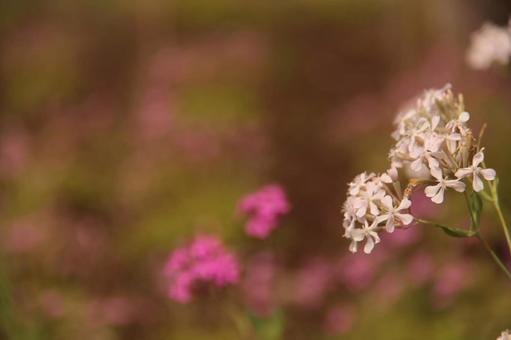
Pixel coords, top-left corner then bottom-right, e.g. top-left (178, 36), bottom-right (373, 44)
top-left (1, 0), bottom-right (511, 339)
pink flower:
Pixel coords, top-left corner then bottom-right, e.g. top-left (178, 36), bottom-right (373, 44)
top-left (323, 305), bottom-right (355, 336)
top-left (290, 258), bottom-right (333, 309)
top-left (238, 185), bottom-right (290, 239)
top-left (410, 190), bottom-right (438, 219)
top-left (241, 252), bottom-right (277, 316)
top-left (407, 252), bottom-right (435, 285)
top-left (164, 235), bottom-right (240, 303)
top-left (383, 225), bottom-right (422, 249)
top-left (432, 260), bottom-right (473, 308)
top-left (375, 272), bottom-right (405, 304)
top-left (338, 253), bottom-right (377, 292)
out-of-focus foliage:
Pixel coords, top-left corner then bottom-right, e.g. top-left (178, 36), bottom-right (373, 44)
top-left (1, 0), bottom-right (511, 339)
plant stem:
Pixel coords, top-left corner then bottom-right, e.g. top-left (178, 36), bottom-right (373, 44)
top-left (490, 183), bottom-right (511, 256)
top-left (476, 234), bottom-right (511, 280)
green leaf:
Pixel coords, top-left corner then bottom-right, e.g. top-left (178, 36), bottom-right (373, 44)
top-left (435, 223), bottom-right (477, 238)
top-left (469, 191), bottom-right (483, 229)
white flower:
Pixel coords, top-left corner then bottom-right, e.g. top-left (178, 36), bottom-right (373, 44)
top-left (425, 171), bottom-right (466, 204)
top-left (378, 196), bottom-right (414, 233)
top-left (455, 149), bottom-right (496, 192)
top-left (497, 330), bottom-right (511, 340)
top-left (466, 22), bottom-right (511, 70)
top-left (380, 167), bottom-right (398, 183)
top-left (348, 172), bottom-right (373, 195)
top-left (353, 186), bottom-right (384, 217)
top-left (349, 219), bottom-right (381, 254)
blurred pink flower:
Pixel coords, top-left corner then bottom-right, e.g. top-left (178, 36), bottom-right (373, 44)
top-left (0, 129), bottom-right (29, 177)
top-left (290, 258), bottom-right (333, 309)
top-left (383, 225), bottom-right (422, 249)
top-left (407, 251), bottom-right (435, 285)
top-left (39, 290), bottom-right (65, 319)
top-left (242, 252), bottom-right (277, 316)
top-left (410, 184), bottom-right (439, 219)
top-left (338, 253), bottom-right (377, 292)
top-left (432, 260), bottom-right (473, 308)
top-left (4, 220), bottom-right (44, 253)
top-left (375, 272), bottom-right (405, 304)
top-left (323, 305), bottom-right (355, 336)
top-left (163, 235), bottom-right (240, 303)
top-left (238, 185), bottom-right (290, 238)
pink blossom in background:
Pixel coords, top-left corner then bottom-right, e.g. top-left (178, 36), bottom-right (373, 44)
top-left (290, 258), bottom-right (333, 309)
top-left (163, 235), bottom-right (240, 303)
top-left (39, 290), bottom-right (65, 319)
top-left (407, 252), bottom-right (435, 285)
top-left (238, 185), bottom-right (290, 239)
top-left (0, 129), bottom-right (30, 177)
top-left (383, 225), bottom-right (422, 249)
top-left (4, 220), bottom-right (45, 253)
top-left (323, 305), bottom-right (355, 336)
top-left (338, 253), bottom-right (378, 292)
top-left (410, 190), bottom-right (438, 219)
top-left (432, 260), bottom-right (473, 309)
top-left (242, 252), bottom-right (277, 316)
top-left (375, 271), bottom-right (405, 305)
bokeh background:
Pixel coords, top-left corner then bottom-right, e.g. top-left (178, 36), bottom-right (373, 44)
top-left (1, 0), bottom-right (511, 339)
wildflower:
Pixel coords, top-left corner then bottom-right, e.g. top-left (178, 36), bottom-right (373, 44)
top-left (164, 235), bottom-right (239, 303)
top-left (342, 170), bottom-right (413, 254)
top-left (349, 219), bottom-right (381, 254)
top-left (238, 184), bottom-right (291, 238)
top-left (378, 196), bottom-right (413, 232)
top-left (498, 330), bottom-right (511, 340)
top-left (425, 171), bottom-right (466, 204)
top-left (390, 85), bottom-right (496, 201)
top-left (342, 84), bottom-right (498, 253)
top-left (455, 149), bottom-right (496, 192)
top-left (466, 20), bottom-right (511, 70)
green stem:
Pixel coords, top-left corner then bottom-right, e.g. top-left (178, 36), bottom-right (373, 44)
top-left (476, 234), bottom-right (511, 280)
top-left (490, 182), bottom-right (511, 256)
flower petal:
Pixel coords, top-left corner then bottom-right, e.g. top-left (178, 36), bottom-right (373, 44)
top-left (349, 240), bottom-right (358, 253)
top-left (459, 111), bottom-right (470, 122)
top-left (430, 166), bottom-right (443, 180)
top-left (446, 180), bottom-right (466, 192)
top-left (363, 237), bottom-right (375, 254)
top-left (473, 174), bottom-right (484, 192)
top-left (425, 184), bottom-right (440, 198)
top-left (350, 229), bottom-right (365, 241)
top-left (431, 186), bottom-right (445, 204)
top-left (411, 157), bottom-right (424, 172)
top-left (385, 218), bottom-right (395, 233)
top-left (472, 150), bottom-right (484, 167)
top-left (397, 197), bottom-right (412, 210)
top-left (455, 167), bottom-right (472, 179)
top-left (397, 213), bottom-right (414, 225)
top-left (380, 173), bottom-right (392, 183)
top-left (380, 195), bottom-right (394, 210)
top-left (480, 168), bottom-right (496, 181)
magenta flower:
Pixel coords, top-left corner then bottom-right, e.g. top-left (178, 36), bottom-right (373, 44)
top-left (241, 252), bottom-right (277, 316)
top-left (163, 235), bottom-right (240, 303)
top-left (238, 184), bottom-right (290, 238)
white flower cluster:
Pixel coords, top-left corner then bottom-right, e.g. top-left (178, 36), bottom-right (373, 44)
top-left (342, 170), bottom-right (413, 254)
top-left (498, 330), bottom-right (511, 340)
top-left (466, 19), bottom-right (511, 70)
top-left (342, 85), bottom-right (496, 254)
top-left (390, 84), bottom-right (496, 202)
